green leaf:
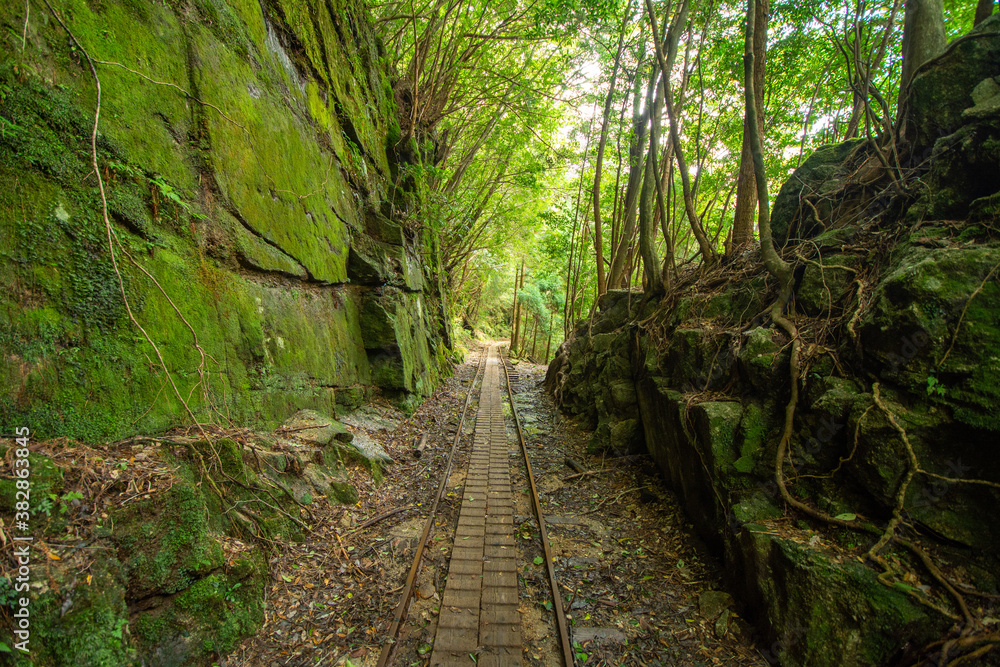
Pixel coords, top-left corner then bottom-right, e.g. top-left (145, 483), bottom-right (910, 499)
top-left (533, 556), bottom-right (544, 565)
top-left (834, 513), bottom-right (857, 521)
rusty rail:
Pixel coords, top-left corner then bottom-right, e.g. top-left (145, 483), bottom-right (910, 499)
top-left (499, 347), bottom-right (574, 667)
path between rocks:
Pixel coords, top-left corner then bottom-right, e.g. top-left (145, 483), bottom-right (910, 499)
top-left (231, 343), bottom-right (767, 667)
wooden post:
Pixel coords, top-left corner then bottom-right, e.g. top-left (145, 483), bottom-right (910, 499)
top-left (413, 433), bottom-right (428, 458)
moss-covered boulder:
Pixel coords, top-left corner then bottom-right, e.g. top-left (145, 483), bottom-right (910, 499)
top-left (6, 559), bottom-right (139, 667)
top-left (860, 245), bottom-right (1000, 430)
top-left (728, 523), bottom-right (945, 666)
top-left (795, 254), bottom-right (861, 316)
top-left (112, 482), bottom-right (225, 599)
top-left (904, 15), bottom-right (1000, 159)
top-left (771, 138), bottom-right (866, 245)
top-left (281, 409), bottom-right (354, 445)
top-left (131, 553), bottom-right (266, 667)
top-left (737, 327), bottom-right (786, 395)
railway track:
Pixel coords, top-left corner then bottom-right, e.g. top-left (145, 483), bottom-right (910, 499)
top-left (377, 344), bottom-right (573, 667)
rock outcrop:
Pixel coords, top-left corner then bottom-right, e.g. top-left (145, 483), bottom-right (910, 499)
top-left (0, 0), bottom-right (451, 663)
top-left (548, 17), bottom-right (1000, 667)
top-left (0, 0), bottom-right (452, 443)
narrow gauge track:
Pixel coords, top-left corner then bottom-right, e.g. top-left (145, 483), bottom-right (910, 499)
top-left (376, 346), bottom-right (488, 667)
top-left (377, 344), bottom-right (572, 667)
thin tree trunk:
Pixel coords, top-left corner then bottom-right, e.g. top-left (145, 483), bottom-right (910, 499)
top-left (638, 19), bottom-right (667, 295)
top-left (593, 1), bottom-right (632, 298)
top-left (607, 38), bottom-right (651, 290)
top-left (646, 0), bottom-right (714, 268)
top-left (544, 322), bottom-right (553, 363)
top-left (976, 0), bottom-right (995, 25)
top-left (511, 261), bottom-right (522, 348)
top-left (744, 0), bottom-right (790, 291)
top-left (530, 317), bottom-right (538, 359)
top-left (797, 64), bottom-right (829, 167)
top-left (608, 84), bottom-right (630, 275)
top-left (899, 0), bottom-right (946, 105)
top-left (565, 103), bottom-right (598, 336)
top-left (519, 309), bottom-right (531, 356)
top-left (571, 220), bottom-right (591, 325)
top-left (730, 0), bottom-right (768, 252)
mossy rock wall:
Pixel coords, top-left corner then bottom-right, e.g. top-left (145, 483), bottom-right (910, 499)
top-left (0, 0), bottom-right (450, 441)
top-left (551, 277), bottom-right (993, 664)
top-left (547, 21), bottom-right (1000, 665)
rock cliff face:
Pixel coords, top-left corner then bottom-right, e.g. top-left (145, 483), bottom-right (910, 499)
top-left (0, 0), bottom-right (452, 441)
top-left (548, 17), bottom-right (1000, 666)
top-left (0, 1), bottom-right (453, 662)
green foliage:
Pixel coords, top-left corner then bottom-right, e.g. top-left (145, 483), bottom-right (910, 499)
top-left (0, 577), bottom-right (19, 609)
top-left (925, 373), bottom-right (946, 397)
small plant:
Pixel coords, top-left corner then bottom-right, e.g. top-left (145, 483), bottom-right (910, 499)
top-left (926, 374), bottom-right (946, 397)
top-left (573, 641), bottom-right (589, 662)
top-left (0, 577), bottom-right (19, 609)
top-left (150, 176), bottom-right (205, 224)
top-left (225, 582), bottom-right (242, 604)
top-left (32, 490), bottom-right (84, 518)
top-left (33, 495), bottom-right (55, 517)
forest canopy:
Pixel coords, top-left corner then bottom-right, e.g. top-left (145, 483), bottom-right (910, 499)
top-left (370, 0), bottom-right (989, 359)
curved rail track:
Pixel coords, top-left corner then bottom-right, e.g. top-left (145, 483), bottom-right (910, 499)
top-left (377, 344), bottom-right (573, 667)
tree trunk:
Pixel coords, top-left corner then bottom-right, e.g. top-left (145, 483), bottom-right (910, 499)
top-left (646, 0), bottom-right (714, 268)
top-left (593, 6), bottom-right (631, 298)
top-left (899, 0), bottom-right (946, 103)
top-left (565, 105), bottom-right (597, 336)
top-left (975, 0), bottom-right (994, 25)
top-left (511, 261), bottom-right (522, 348)
top-left (544, 322), bottom-right (553, 363)
top-left (607, 40), bottom-right (651, 290)
top-left (638, 34), bottom-right (666, 295)
top-left (571, 220), bottom-right (591, 323)
top-left (744, 0), bottom-right (790, 292)
top-left (530, 317), bottom-right (538, 360)
top-left (730, 0), bottom-right (768, 253)
top-left (520, 309), bottom-right (531, 357)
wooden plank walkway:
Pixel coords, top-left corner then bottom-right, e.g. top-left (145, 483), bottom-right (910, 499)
top-left (430, 347), bottom-right (522, 667)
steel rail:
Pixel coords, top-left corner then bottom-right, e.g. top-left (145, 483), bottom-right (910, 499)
top-left (376, 347), bottom-right (489, 667)
top-left (499, 347), bottom-right (575, 667)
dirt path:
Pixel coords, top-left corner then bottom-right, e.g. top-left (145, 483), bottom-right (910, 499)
top-left (231, 343), bottom-right (767, 667)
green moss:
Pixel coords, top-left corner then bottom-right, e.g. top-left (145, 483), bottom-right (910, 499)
top-left (0, 0), bottom-right (437, 440)
top-left (192, 0), bottom-right (253, 57)
top-left (866, 246), bottom-right (1000, 429)
top-left (15, 560), bottom-right (139, 667)
top-left (130, 552), bottom-right (265, 664)
top-left (0, 453), bottom-right (65, 533)
top-left (738, 531), bottom-right (945, 666)
top-left (734, 403), bottom-right (769, 474)
top-left (190, 23), bottom-right (356, 282)
top-left (329, 479), bottom-right (359, 504)
top-left (112, 482), bottom-right (224, 597)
